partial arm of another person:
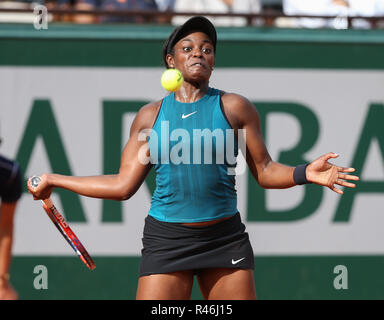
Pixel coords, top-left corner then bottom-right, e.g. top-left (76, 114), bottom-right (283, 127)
top-left (222, 93), bottom-right (359, 194)
top-left (28, 102), bottom-right (159, 201)
top-left (0, 202), bottom-right (19, 300)
top-left (0, 162), bottom-right (22, 300)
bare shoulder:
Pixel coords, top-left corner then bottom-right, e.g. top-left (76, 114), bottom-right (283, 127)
top-left (136, 100), bottom-right (162, 123)
top-left (131, 100), bottom-right (162, 133)
top-left (220, 91), bottom-right (259, 128)
top-left (221, 91), bottom-right (250, 105)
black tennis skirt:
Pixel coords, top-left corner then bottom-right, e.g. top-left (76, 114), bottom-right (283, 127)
top-left (139, 212), bottom-right (254, 277)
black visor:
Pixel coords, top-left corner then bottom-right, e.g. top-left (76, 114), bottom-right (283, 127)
top-left (162, 16), bottom-right (217, 68)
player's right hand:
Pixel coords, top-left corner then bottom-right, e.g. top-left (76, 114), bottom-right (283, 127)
top-left (27, 174), bottom-right (53, 200)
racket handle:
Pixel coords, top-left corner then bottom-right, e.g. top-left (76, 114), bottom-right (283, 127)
top-left (30, 176), bottom-right (51, 205)
top-left (41, 198), bottom-right (53, 209)
top-left (30, 175), bottom-right (42, 189)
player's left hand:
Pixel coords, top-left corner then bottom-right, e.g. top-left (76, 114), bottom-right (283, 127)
top-left (306, 152), bottom-right (359, 194)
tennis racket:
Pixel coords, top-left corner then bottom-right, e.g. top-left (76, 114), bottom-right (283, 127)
top-left (30, 176), bottom-right (96, 270)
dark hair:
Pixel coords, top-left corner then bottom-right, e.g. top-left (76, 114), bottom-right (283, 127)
top-left (162, 27), bottom-right (180, 68)
top-left (162, 16), bottom-right (217, 68)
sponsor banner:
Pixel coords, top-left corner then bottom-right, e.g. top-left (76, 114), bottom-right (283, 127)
top-left (1, 67), bottom-right (383, 256)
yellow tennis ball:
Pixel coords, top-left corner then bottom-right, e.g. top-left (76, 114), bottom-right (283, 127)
top-left (161, 69), bottom-right (184, 92)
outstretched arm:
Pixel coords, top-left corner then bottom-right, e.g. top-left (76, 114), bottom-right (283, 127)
top-left (28, 102), bottom-right (160, 201)
top-left (222, 93), bottom-right (359, 194)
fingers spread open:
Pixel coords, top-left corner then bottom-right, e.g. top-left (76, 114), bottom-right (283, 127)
top-left (337, 167), bottom-right (356, 173)
top-left (330, 185), bottom-right (344, 194)
top-left (336, 180), bottom-right (356, 188)
top-left (338, 174), bottom-right (360, 181)
top-left (322, 152), bottom-right (339, 162)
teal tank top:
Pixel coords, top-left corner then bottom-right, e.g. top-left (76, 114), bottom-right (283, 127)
top-left (148, 87), bottom-right (238, 223)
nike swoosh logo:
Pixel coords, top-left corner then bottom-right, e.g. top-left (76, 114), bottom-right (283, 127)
top-left (181, 111), bottom-right (197, 119)
top-left (231, 257), bottom-right (245, 265)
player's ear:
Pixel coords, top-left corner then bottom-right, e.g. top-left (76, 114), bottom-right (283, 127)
top-left (166, 54), bottom-right (175, 69)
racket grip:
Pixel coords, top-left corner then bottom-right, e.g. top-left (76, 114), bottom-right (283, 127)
top-left (30, 176), bottom-right (42, 188)
top-left (30, 176), bottom-right (51, 205)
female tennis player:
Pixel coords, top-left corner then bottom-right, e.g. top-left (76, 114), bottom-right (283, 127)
top-left (28, 16), bottom-right (359, 300)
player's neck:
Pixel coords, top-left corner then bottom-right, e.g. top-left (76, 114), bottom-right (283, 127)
top-left (175, 82), bottom-right (209, 103)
